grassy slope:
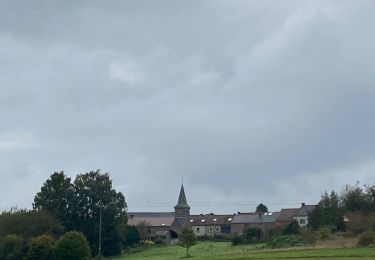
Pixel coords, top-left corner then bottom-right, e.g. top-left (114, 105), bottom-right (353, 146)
top-left (112, 242), bottom-right (375, 260)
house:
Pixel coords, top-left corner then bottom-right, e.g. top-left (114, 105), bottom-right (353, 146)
top-left (186, 214), bottom-right (234, 237)
top-left (293, 203), bottom-right (316, 227)
top-left (231, 212), bottom-right (281, 235)
top-left (275, 203), bottom-right (316, 227)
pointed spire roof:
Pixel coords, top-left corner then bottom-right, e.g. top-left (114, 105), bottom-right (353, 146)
top-left (175, 184), bottom-right (190, 208)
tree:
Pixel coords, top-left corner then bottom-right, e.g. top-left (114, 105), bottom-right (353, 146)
top-left (54, 231), bottom-right (91, 260)
top-left (33, 171), bottom-right (75, 230)
top-left (0, 208), bottom-right (64, 239)
top-left (179, 227), bottom-right (197, 257)
top-left (72, 170), bottom-right (127, 256)
top-left (308, 191), bottom-right (345, 231)
top-left (256, 203), bottom-right (268, 213)
top-left (34, 170), bottom-right (127, 256)
top-left (123, 225), bottom-right (140, 247)
top-left (0, 234), bottom-right (25, 260)
top-left (26, 235), bottom-right (54, 260)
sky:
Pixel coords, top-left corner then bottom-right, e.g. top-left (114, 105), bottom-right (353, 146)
top-left (1, 0), bottom-right (375, 214)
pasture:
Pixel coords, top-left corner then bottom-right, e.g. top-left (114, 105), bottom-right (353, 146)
top-left (111, 242), bottom-right (375, 260)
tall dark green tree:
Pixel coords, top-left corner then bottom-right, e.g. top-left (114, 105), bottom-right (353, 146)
top-left (72, 170), bottom-right (127, 256)
top-left (34, 170), bottom-right (127, 256)
top-left (308, 191), bottom-right (345, 231)
top-left (33, 171), bottom-right (75, 230)
top-left (256, 203), bottom-right (268, 213)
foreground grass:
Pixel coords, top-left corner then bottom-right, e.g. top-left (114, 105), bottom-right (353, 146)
top-left (111, 242), bottom-right (375, 260)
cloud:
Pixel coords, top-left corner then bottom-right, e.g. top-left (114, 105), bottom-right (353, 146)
top-left (0, 0), bottom-right (375, 213)
top-left (108, 61), bottom-right (141, 83)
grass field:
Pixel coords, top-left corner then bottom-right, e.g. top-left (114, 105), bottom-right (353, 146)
top-left (110, 242), bottom-right (375, 260)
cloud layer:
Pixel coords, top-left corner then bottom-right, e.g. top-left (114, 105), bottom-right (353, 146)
top-left (1, 0), bottom-right (375, 213)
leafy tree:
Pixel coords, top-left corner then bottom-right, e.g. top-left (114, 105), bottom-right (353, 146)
top-left (341, 184), bottom-right (370, 212)
top-left (123, 225), bottom-right (140, 247)
top-left (0, 208), bottom-right (64, 239)
top-left (34, 170), bottom-right (127, 256)
top-left (72, 170), bottom-right (127, 256)
top-left (179, 227), bottom-right (197, 257)
top-left (308, 191), bottom-right (345, 231)
top-left (283, 220), bottom-right (300, 235)
top-left (26, 234), bottom-right (54, 260)
top-left (33, 171), bottom-right (75, 230)
top-left (54, 231), bottom-right (91, 260)
top-left (256, 203), bottom-right (268, 213)
top-left (244, 228), bottom-right (263, 243)
top-left (0, 234), bottom-right (26, 260)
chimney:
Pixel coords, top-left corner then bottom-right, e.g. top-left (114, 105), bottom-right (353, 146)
top-left (301, 203), bottom-right (306, 207)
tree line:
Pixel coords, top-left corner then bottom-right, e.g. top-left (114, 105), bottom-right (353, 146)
top-left (0, 170), bottom-right (137, 259)
top-left (309, 183), bottom-right (375, 234)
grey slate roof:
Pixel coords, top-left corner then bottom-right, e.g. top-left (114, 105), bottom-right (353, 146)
top-left (232, 212), bottom-right (281, 224)
top-left (175, 184), bottom-right (190, 208)
top-left (187, 214), bottom-right (234, 226)
top-left (127, 212), bottom-right (175, 227)
top-left (297, 205), bottom-right (316, 217)
top-left (276, 208), bottom-right (300, 222)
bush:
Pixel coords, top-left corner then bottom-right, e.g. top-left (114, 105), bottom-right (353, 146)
top-left (317, 227), bottom-right (332, 240)
top-left (283, 220), bottom-right (300, 235)
top-left (123, 225), bottom-right (140, 247)
top-left (357, 231), bottom-right (374, 247)
top-left (0, 234), bottom-right (26, 260)
top-left (266, 235), bottom-right (303, 249)
top-left (26, 234), bottom-right (55, 260)
top-left (231, 235), bottom-right (244, 246)
top-left (54, 231), bottom-right (91, 260)
top-left (299, 228), bottom-right (317, 244)
top-left (244, 228), bottom-right (263, 243)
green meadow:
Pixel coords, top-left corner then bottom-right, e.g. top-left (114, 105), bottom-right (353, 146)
top-left (110, 242), bottom-right (375, 260)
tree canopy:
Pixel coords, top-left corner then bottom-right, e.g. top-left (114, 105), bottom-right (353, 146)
top-left (34, 170), bottom-right (127, 256)
top-left (256, 203), bottom-right (268, 213)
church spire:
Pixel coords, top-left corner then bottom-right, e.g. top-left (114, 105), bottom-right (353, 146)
top-left (175, 184), bottom-right (189, 208)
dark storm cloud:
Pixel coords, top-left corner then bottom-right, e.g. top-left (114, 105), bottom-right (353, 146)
top-left (1, 0), bottom-right (375, 213)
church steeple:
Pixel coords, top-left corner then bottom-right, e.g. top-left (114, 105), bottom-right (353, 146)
top-left (174, 184), bottom-right (190, 217)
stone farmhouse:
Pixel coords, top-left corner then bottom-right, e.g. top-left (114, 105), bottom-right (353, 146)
top-left (128, 185), bottom-right (315, 241)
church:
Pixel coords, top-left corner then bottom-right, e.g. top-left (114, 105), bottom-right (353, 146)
top-left (127, 184), bottom-right (191, 241)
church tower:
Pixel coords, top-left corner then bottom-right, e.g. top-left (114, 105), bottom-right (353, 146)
top-left (174, 184), bottom-right (190, 218)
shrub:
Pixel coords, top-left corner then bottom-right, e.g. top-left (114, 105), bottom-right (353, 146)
top-left (266, 235), bottom-right (302, 249)
top-left (357, 231), bottom-right (374, 247)
top-left (231, 235), bottom-right (244, 246)
top-left (26, 234), bottom-right (55, 260)
top-left (0, 234), bottom-right (26, 260)
top-left (299, 228), bottom-right (317, 244)
top-left (123, 225), bottom-right (140, 247)
top-left (54, 231), bottom-right (91, 260)
top-left (244, 228), bottom-right (263, 243)
top-left (317, 227), bottom-right (332, 240)
top-left (283, 220), bottom-right (300, 235)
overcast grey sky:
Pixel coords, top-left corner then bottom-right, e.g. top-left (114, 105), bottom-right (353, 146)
top-left (1, 0), bottom-right (375, 214)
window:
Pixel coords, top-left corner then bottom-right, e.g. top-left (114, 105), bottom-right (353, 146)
top-left (221, 225), bottom-right (231, 234)
top-left (300, 219), bottom-right (306, 225)
top-left (196, 227), bottom-right (200, 233)
top-left (209, 227), bottom-right (213, 232)
top-left (215, 227), bottom-right (220, 232)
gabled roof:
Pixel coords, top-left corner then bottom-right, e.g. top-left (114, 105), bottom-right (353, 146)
top-left (187, 214), bottom-right (234, 226)
top-left (276, 208), bottom-right (299, 222)
top-left (127, 212), bottom-right (175, 227)
top-left (297, 204), bottom-right (315, 217)
top-left (175, 184), bottom-right (190, 208)
top-left (232, 212), bottom-right (280, 224)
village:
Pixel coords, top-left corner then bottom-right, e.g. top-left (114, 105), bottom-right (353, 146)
top-left (128, 184), bottom-right (316, 243)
